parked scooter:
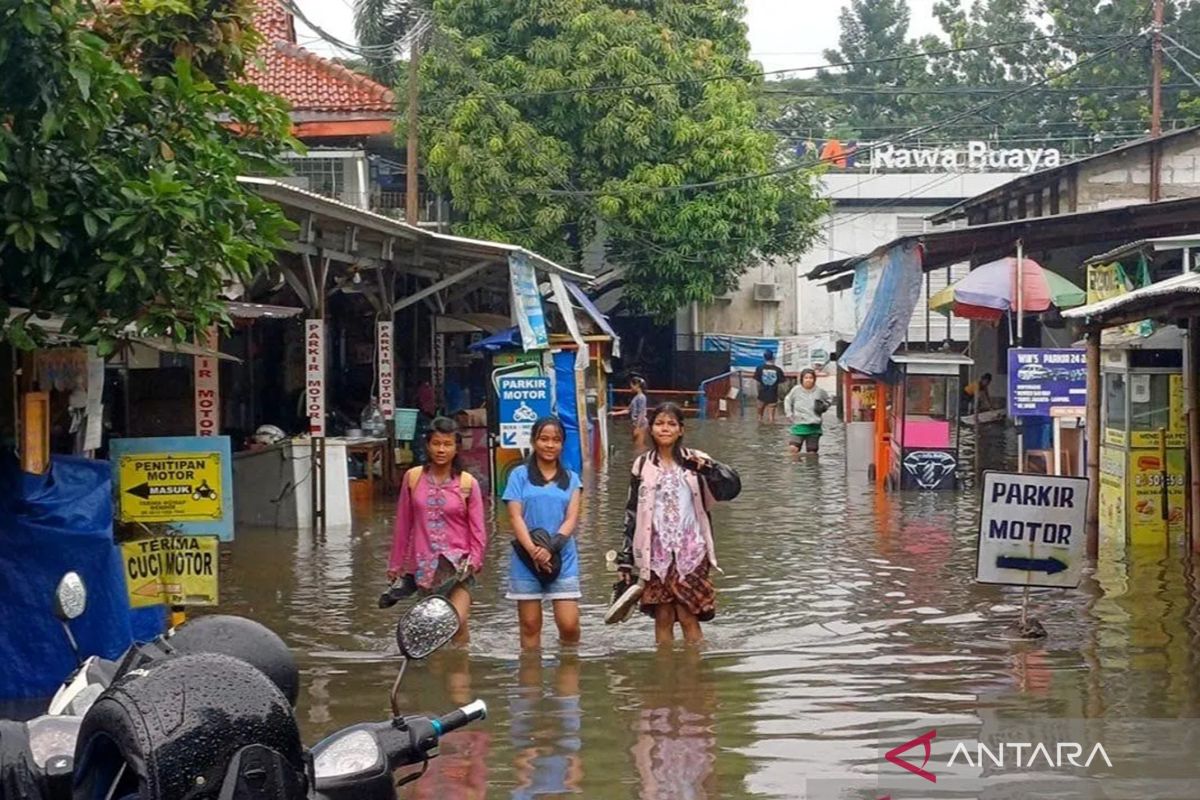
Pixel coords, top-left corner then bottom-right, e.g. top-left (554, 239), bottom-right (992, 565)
top-left (1, 572), bottom-right (299, 800)
top-left (70, 594), bottom-right (486, 800)
top-left (48, 582), bottom-right (299, 719)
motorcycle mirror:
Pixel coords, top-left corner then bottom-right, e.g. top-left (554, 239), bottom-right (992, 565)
top-left (54, 572), bottom-right (87, 622)
top-left (395, 596), bottom-right (460, 660)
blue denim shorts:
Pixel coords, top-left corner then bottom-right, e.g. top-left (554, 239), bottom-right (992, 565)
top-left (506, 549), bottom-right (581, 601)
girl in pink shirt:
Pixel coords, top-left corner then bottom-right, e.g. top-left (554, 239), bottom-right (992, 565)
top-left (388, 417), bottom-right (487, 643)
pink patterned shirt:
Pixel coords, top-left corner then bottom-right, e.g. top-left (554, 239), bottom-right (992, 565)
top-left (649, 464), bottom-right (707, 580)
top-left (389, 469), bottom-right (487, 588)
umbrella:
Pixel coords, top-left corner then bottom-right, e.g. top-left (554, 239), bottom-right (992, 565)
top-left (928, 257), bottom-right (1083, 323)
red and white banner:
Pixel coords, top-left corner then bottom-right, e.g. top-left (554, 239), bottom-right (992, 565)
top-left (194, 326), bottom-right (220, 437)
top-left (377, 321), bottom-right (395, 421)
top-left (305, 320), bottom-right (326, 437)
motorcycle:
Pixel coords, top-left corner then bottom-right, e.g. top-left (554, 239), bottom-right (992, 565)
top-left (71, 593), bottom-right (486, 800)
top-left (47, 577), bottom-right (299, 721)
top-left (1, 572), bottom-right (298, 800)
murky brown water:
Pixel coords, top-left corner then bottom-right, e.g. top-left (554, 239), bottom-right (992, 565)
top-left (217, 420), bottom-right (1200, 799)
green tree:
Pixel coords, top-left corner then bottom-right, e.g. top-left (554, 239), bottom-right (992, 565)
top-left (0, 0), bottom-right (296, 353)
top-left (353, 0), bottom-right (429, 84)
top-left (1046, 0), bottom-right (1200, 137)
top-left (417, 0), bottom-right (826, 319)
top-left (818, 0), bottom-right (930, 131)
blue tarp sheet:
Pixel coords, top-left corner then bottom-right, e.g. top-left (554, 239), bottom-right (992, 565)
top-left (0, 455), bottom-right (136, 700)
top-left (839, 241), bottom-right (924, 378)
top-left (469, 327), bottom-right (522, 353)
top-left (553, 352), bottom-right (584, 474)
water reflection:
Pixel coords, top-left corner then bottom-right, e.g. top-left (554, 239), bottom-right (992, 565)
top-left (510, 653), bottom-right (583, 797)
top-left (628, 648), bottom-right (718, 799)
top-left (213, 419), bottom-right (1200, 798)
top-left (402, 649), bottom-right (490, 799)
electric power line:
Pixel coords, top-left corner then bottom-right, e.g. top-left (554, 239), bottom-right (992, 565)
top-left (512, 33), bottom-right (1147, 197)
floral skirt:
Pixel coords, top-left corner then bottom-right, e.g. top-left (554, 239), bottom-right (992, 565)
top-left (640, 560), bottom-right (715, 622)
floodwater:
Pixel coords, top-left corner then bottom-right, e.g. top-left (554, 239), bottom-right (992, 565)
top-left (219, 420), bottom-right (1200, 799)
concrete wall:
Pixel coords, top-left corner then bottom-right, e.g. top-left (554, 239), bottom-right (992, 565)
top-left (1076, 135), bottom-right (1200, 212)
top-left (700, 171), bottom-right (1025, 343)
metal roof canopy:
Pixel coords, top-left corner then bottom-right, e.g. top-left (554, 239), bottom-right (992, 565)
top-left (1063, 271), bottom-right (1200, 328)
top-left (1083, 234), bottom-right (1200, 266)
top-left (239, 177), bottom-right (591, 312)
top-left (892, 350), bottom-right (974, 376)
top-left (928, 125), bottom-right (1200, 225)
top-left (808, 195), bottom-right (1200, 292)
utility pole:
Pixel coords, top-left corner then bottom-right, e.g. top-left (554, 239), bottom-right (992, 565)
top-left (1151, 0), bottom-right (1165, 138)
top-left (1150, 0), bottom-right (1165, 200)
top-left (405, 37), bottom-right (421, 225)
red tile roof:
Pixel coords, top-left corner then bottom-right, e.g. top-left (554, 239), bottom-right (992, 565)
top-left (246, 0), bottom-right (396, 114)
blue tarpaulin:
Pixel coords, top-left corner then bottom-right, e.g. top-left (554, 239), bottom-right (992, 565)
top-left (839, 241), bottom-right (924, 378)
top-left (468, 327), bottom-right (522, 353)
top-left (0, 455), bottom-right (135, 700)
top-left (553, 352), bottom-right (584, 474)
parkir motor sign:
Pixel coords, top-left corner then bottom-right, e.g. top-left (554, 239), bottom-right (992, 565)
top-left (121, 535), bottom-right (219, 608)
top-left (117, 453), bottom-right (223, 523)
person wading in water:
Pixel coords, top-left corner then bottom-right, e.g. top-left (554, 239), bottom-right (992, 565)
top-left (613, 403), bottom-right (740, 644)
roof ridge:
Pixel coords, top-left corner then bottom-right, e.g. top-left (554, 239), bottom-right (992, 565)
top-left (273, 40), bottom-right (396, 105)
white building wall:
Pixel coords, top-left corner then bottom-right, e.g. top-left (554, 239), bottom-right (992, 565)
top-left (701, 171), bottom-right (1026, 345)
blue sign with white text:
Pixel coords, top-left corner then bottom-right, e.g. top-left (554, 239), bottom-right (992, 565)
top-left (1007, 348), bottom-right (1087, 417)
top-left (498, 376), bottom-right (552, 450)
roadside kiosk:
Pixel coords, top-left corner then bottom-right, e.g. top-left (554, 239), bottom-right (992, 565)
top-left (841, 369), bottom-right (881, 479)
top-left (884, 351), bottom-right (974, 491)
top-left (1097, 326), bottom-right (1188, 547)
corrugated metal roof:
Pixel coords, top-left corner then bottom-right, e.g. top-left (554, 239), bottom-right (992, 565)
top-left (238, 177), bottom-right (592, 282)
top-left (928, 125), bottom-right (1200, 224)
top-left (1063, 271), bottom-right (1200, 322)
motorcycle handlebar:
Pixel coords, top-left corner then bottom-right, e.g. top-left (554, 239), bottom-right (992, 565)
top-left (431, 699), bottom-right (487, 739)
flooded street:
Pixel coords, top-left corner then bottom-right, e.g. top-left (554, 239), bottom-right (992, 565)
top-left (218, 419), bottom-right (1200, 798)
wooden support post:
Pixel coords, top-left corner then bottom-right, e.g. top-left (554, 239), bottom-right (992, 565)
top-left (1188, 316), bottom-right (1200, 552)
top-left (21, 392), bottom-right (50, 475)
top-left (1085, 330), bottom-right (1102, 559)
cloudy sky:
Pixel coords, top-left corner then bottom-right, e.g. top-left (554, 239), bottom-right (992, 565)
top-left (291, 0), bottom-right (941, 74)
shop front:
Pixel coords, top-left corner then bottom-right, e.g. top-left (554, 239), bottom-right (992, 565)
top-left (1097, 328), bottom-right (1188, 547)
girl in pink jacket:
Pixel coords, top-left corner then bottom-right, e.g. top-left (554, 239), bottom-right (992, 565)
top-left (614, 403), bottom-right (740, 644)
top-left (388, 417), bottom-right (488, 643)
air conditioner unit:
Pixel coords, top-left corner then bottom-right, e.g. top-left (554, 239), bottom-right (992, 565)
top-left (712, 291), bottom-right (736, 303)
top-left (753, 282), bottom-right (782, 303)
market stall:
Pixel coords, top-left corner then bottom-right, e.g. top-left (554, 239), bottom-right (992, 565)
top-left (1096, 326), bottom-right (1188, 547)
top-left (885, 352), bottom-right (974, 491)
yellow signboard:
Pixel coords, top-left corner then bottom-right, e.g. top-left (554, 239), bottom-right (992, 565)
top-left (1128, 448), bottom-right (1187, 544)
top-left (122, 535), bottom-right (219, 608)
top-left (1098, 447), bottom-right (1126, 541)
top-left (117, 452), bottom-right (223, 522)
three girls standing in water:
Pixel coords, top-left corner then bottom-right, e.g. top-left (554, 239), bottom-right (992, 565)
top-left (388, 409), bottom-right (738, 649)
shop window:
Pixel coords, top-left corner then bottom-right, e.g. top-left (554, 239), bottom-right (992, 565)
top-left (904, 375), bottom-right (953, 419)
top-left (1129, 373), bottom-right (1171, 433)
top-left (1104, 373), bottom-right (1126, 430)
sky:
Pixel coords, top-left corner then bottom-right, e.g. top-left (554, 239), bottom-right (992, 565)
top-left (291, 0), bottom-right (943, 74)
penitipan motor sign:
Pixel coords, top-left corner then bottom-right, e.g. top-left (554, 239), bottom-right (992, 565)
top-left (110, 436), bottom-right (234, 542)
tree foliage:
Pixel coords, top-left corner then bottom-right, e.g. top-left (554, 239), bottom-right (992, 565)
top-left (0, 0), bottom-right (296, 353)
top-left (416, 0), bottom-right (827, 319)
top-left (353, 0), bottom-right (428, 84)
top-left (772, 0), bottom-right (1200, 154)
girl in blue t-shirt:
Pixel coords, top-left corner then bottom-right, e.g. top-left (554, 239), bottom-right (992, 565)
top-left (503, 417), bottom-right (583, 649)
